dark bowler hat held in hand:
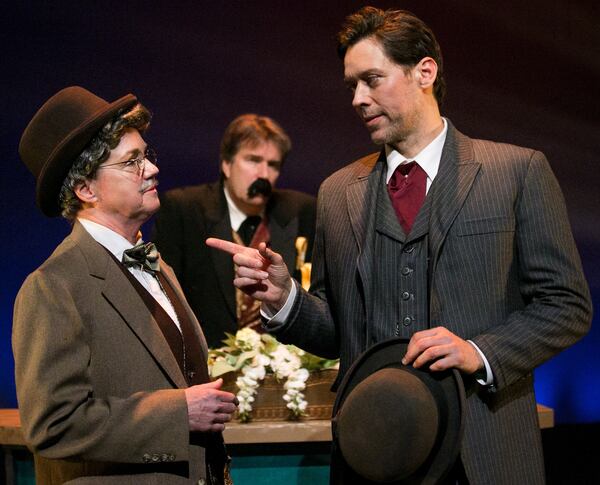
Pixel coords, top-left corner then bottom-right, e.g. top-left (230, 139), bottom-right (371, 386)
top-left (331, 338), bottom-right (465, 484)
top-left (19, 86), bottom-right (138, 217)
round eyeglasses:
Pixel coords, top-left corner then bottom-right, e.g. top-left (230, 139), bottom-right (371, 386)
top-left (97, 148), bottom-right (158, 175)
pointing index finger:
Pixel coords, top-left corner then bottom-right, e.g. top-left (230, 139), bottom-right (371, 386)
top-left (206, 237), bottom-right (245, 255)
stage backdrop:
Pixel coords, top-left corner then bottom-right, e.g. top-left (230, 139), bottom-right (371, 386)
top-left (1, 1), bottom-right (598, 424)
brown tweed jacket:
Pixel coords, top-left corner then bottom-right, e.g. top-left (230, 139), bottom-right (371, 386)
top-left (271, 121), bottom-right (592, 484)
top-left (13, 221), bottom-right (212, 484)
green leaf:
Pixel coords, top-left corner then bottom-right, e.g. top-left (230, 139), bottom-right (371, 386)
top-left (232, 350), bottom-right (258, 371)
top-left (210, 361), bottom-right (236, 378)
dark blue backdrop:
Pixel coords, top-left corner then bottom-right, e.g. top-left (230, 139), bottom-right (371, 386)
top-left (1, 0), bottom-right (598, 424)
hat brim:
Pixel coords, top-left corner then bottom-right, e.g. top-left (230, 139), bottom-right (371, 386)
top-left (36, 93), bottom-right (137, 216)
top-left (332, 337), bottom-right (465, 484)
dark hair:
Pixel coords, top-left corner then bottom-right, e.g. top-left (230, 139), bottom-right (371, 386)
top-left (337, 6), bottom-right (445, 105)
top-left (220, 114), bottom-right (291, 169)
top-left (58, 103), bottom-right (151, 220)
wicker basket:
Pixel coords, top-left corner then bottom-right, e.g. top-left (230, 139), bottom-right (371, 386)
top-left (221, 369), bottom-right (338, 422)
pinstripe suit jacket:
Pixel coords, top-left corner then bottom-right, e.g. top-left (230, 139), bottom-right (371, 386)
top-left (271, 121), bottom-right (592, 484)
top-left (13, 221), bottom-right (213, 484)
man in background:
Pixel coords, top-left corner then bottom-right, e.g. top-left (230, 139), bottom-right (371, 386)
top-left (14, 86), bottom-right (237, 484)
top-left (208, 7), bottom-right (592, 484)
top-left (154, 114), bottom-right (316, 348)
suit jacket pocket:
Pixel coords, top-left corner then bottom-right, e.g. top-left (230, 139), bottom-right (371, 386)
top-left (454, 216), bottom-right (515, 236)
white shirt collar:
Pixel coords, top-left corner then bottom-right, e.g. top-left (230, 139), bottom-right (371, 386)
top-left (78, 218), bottom-right (142, 261)
top-left (385, 117), bottom-right (448, 186)
top-left (223, 185), bottom-right (265, 232)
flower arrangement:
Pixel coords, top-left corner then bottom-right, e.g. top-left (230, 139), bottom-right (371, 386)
top-left (208, 328), bottom-right (339, 422)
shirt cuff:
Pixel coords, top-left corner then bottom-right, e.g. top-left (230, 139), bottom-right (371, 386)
top-left (260, 278), bottom-right (297, 330)
top-left (468, 340), bottom-right (494, 386)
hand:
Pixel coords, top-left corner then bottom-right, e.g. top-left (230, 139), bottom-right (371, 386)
top-left (401, 326), bottom-right (483, 374)
top-left (185, 378), bottom-right (239, 432)
top-left (206, 238), bottom-right (292, 313)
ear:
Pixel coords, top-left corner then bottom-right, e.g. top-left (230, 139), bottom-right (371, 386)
top-left (221, 159), bottom-right (231, 179)
top-left (74, 179), bottom-right (98, 204)
top-left (415, 57), bottom-right (438, 90)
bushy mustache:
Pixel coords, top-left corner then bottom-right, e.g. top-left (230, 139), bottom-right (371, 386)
top-left (139, 179), bottom-right (158, 193)
top-left (247, 178), bottom-right (272, 198)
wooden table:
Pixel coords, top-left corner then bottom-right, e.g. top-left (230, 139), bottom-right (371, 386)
top-left (0, 405), bottom-right (555, 484)
top-left (0, 404), bottom-right (554, 447)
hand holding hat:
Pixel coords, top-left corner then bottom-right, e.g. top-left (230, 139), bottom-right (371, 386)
top-left (332, 338), bottom-right (466, 484)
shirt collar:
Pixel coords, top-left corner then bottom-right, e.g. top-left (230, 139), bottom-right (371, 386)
top-left (223, 185), bottom-right (264, 232)
top-left (385, 117), bottom-right (448, 183)
top-left (78, 218), bottom-right (142, 261)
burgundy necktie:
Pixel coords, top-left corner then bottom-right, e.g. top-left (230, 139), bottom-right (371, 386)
top-left (387, 161), bottom-right (427, 234)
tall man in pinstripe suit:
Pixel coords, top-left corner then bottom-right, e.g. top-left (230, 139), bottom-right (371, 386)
top-left (208, 6), bottom-right (592, 484)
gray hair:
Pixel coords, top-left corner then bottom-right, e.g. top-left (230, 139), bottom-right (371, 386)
top-left (59, 103), bottom-right (151, 220)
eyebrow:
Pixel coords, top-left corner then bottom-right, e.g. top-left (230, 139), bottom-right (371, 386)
top-left (344, 68), bottom-right (384, 84)
top-left (121, 145), bottom-right (147, 159)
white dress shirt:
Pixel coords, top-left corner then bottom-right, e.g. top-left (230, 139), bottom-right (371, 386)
top-left (78, 218), bottom-right (181, 331)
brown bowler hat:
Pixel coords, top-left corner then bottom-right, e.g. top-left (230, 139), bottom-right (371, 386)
top-left (331, 338), bottom-right (465, 484)
top-left (19, 86), bottom-right (138, 217)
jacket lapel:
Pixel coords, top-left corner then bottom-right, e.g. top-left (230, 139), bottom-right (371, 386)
top-left (347, 152), bottom-right (384, 334)
top-left (268, 193), bottom-right (299, 271)
top-left (429, 122), bottom-right (481, 279)
top-left (202, 184), bottom-right (237, 320)
top-left (72, 222), bottom-right (188, 388)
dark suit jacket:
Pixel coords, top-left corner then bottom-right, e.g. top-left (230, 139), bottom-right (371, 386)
top-left (153, 181), bottom-right (316, 348)
top-left (271, 122), bottom-right (592, 484)
top-left (12, 221), bottom-right (213, 484)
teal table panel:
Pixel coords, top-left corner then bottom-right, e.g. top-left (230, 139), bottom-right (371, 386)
top-left (231, 454), bottom-right (330, 484)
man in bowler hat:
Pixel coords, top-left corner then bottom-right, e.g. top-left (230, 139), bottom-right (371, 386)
top-left (13, 86), bottom-right (238, 484)
top-left (208, 6), bottom-right (592, 484)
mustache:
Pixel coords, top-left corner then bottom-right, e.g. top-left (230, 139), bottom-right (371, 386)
top-left (247, 178), bottom-right (272, 198)
top-left (139, 179), bottom-right (159, 193)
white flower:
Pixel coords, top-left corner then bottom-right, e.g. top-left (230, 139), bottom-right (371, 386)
top-left (282, 367), bottom-right (310, 417)
top-left (235, 327), bottom-right (263, 351)
top-left (208, 327), bottom-right (339, 422)
top-left (254, 353), bottom-right (271, 368)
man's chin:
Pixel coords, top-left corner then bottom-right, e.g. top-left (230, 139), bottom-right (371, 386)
top-left (243, 196), bottom-right (269, 212)
top-left (369, 131), bottom-right (387, 145)
top-left (247, 195), bottom-right (268, 205)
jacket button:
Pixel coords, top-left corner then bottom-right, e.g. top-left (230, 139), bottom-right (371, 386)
top-left (403, 244), bottom-right (415, 253)
top-left (403, 316), bottom-right (413, 326)
top-left (401, 291), bottom-right (411, 300)
top-left (401, 266), bottom-right (412, 276)
top-left (198, 479), bottom-right (207, 485)
top-left (152, 453), bottom-right (160, 462)
top-left (142, 453), bottom-right (151, 463)
top-left (187, 371), bottom-right (196, 380)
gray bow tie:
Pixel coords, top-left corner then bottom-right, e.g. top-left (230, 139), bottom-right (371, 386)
top-left (122, 242), bottom-right (160, 273)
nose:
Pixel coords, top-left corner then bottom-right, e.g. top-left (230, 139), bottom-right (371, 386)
top-left (144, 159), bottom-right (159, 177)
top-left (352, 82), bottom-right (370, 109)
top-left (256, 161), bottom-right (269, 178)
